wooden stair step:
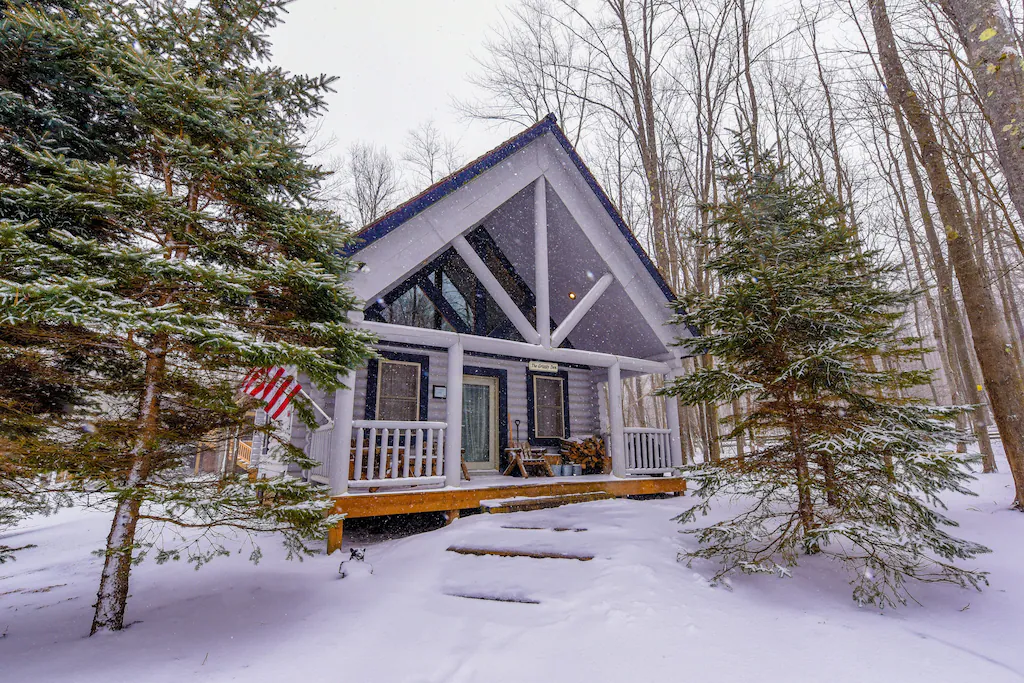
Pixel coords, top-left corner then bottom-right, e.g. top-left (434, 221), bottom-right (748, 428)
top-left (500, 525), bottom-right (588, 532)
top-left (481, 491), bottom-right (614, 514)
top-left (444, 591), bottom-right (540, 604)
top-left (446, 546), bottom-right (595, 561)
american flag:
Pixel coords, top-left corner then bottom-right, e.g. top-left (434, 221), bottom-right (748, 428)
top-left (241, 367), bottom-right (301, 419)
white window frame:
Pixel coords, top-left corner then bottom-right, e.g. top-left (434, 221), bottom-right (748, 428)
top-left (532, 374), bottom-right (566, 439)
top-left (375, 359), bottom-right (422, 421)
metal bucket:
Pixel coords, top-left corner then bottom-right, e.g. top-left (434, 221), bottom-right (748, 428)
top-left (572, 464), bottom-right (583, 476)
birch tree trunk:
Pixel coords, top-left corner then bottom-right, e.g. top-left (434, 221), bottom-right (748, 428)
top-left (869, 0), bottom-right (1024, 507)
top-left (938, 0), bottom-right (1024, 231)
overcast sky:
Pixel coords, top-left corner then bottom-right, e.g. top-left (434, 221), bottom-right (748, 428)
top-left (271, 1), bottom-right (516, 172)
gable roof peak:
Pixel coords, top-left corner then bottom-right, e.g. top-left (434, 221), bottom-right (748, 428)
top-left (342, 114), bottom-right (676, 302)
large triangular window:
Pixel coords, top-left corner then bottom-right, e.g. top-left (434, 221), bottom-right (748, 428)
top-left (366, 226), bottom-right (550, 343)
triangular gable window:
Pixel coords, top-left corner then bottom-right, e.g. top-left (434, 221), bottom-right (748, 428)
top-left (366, 227), bottom-right (542, 342)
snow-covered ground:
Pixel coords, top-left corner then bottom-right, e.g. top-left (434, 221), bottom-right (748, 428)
top-left (2, 450), bottom-right (1022, 683)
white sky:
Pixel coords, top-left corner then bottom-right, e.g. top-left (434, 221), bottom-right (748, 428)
top-left (271, 0), bottom-right (516, 171)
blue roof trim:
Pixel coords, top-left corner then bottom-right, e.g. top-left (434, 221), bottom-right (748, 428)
top-left (342, 113), bottom-right (679, 305)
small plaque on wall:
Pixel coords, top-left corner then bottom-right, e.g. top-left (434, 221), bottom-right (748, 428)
top-left (528, 361), bottom-right (559, 373)
top-left (432, 385), bottom-right (447, 399)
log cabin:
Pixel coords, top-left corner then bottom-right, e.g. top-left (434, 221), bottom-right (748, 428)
top-left (251, 115), bottom-right (695, 550)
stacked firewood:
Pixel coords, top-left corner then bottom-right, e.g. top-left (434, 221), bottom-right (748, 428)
top-left (559, 436), bottom-right (607, 475)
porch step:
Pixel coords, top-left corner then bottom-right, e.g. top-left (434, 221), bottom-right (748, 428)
top-left (480, 491), bottom-right (614, 514)
top-left (500, 525), bottom-right (588, 532)
top-left (443, 591), bottom-right (541, 604)
top-left (446, 546), bottom-right (594, 561)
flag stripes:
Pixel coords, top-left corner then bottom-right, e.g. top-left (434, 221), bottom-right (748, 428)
top-left (241, 366), bottom-right (301, 419)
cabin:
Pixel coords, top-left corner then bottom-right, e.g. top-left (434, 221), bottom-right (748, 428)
top-left (253, 115), bottom-right (694, 550)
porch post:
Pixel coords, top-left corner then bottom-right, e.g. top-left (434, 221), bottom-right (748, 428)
top-left (535, 176), bottom-right (550, 348)
top-left (607, 362), bottom-right (627, 477)
top-left (664, 371), bottom-right (684, 469)
top-left (445, 340), bottom-right (464, 487)
top-left (328, 369), bottom-right (357, 496)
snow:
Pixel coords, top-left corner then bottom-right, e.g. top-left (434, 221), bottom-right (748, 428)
top-left (2, 449), bottom-right (1023, 682)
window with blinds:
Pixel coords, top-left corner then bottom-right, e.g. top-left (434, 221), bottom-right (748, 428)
top-left (376, 359), bottom-right (421, 421)
top-left (533, 375), bottom-right (565, 439)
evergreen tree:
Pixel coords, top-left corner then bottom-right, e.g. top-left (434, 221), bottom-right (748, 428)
top-left (663, 145), bottom-right (989, 608)
top-left (0, 0), bottom-right (371, 632)
top-left (0, 0), bottom-right (139, 562)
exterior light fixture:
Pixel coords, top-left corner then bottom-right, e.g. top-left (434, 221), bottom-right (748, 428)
top-left (568, 291), bottom-right (577, 300)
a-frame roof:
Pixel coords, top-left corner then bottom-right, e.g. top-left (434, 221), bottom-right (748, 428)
top-left (343, 114), bottom-right (676, 303)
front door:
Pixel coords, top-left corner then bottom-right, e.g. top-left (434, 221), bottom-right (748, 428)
top-left (462, 375), bottom-right (498, 470)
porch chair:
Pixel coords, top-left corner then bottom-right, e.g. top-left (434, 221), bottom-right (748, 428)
top-left (502, 442), bottom-right (553, 478)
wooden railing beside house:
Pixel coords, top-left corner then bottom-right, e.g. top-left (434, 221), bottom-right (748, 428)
top-left (624, 427), bottom-right (674, 474)
top-left (236, 440), bottom-right (253, 467)
top-left (305, 419), bottom-right (448, 490)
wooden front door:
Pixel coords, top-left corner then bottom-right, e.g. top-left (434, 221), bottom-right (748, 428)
top-left (462, 375), bottom-right (498, 470)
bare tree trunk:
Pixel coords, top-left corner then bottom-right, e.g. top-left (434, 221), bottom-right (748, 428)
top-left (887, 74), bottom-right (997, 470)
top-left (91, 348), bottom-right (164, 633)
top-left (732, 397), bottom-right (746, 464)
top-left (700, 354), bottom-right (722, 463)
top-left (870, 0), bottom-right (1024, 504)
top-left (679, 400), bottom-right (695, 464)
top-left (737, 0), bottom-right (761, 158)
top-left (938, 0), bottom-right (1024, 233)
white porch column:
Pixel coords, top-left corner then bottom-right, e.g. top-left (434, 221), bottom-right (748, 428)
top-left (328, 370), bottom-right (357, 495)
top-left (445, 340), bottom-right (464, 488)
top-left (664, 371), bottom-right (684, 468)
top-left (607, 362), bottom-right (626, 477)
top-left (534, 176), bottom-right (550, 348)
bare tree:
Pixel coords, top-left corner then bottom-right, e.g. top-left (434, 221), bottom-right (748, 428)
top-left (868, 0), bottom-right (1024, 508)
top-left (337, 142), bottom-right (403, 227)
top-left (458, 0), bottom-right (596, 145)
top-left (402, 120), bottom-right (462, 186)
top-left (938, 0), bottom-right (1024, 236)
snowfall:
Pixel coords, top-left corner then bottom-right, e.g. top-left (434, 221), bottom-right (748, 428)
top-left (2, 450), bottom-right (1022, 683)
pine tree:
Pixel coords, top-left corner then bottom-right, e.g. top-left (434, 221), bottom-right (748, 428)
top-left (0, 0), bottom-right (138, 562)
top-left (663, 144), bottom-right (989, 608)
top-left (0, 0), bottom-right (371, 632)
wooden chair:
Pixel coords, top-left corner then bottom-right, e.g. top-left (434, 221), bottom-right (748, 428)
top-left (502, 443), bottom-right (553, 478)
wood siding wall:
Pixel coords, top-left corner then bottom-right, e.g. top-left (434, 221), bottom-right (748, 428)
top-left (350, 345), bottom-right (601, 450)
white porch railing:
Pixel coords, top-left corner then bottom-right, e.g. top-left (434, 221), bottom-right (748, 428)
top-left (305, 424), bottom-right (335, 483)
top-left (349, 420), bottom-right (447, 489)
top-left (624, 427), bottom-right (674, 474)
top-left (305, 419), bottom-right (448, 490)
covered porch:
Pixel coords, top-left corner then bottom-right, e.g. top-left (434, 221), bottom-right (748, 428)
top-left (291, 318), bottom-right (687, 552)
top-left (306, 318), bottom-right (686, 493)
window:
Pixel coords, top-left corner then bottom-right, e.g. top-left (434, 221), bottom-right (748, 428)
top-left (363, 227), bottom-right (539, 343)
top-left (376, 359), bottom-right (421, 421)
top-left (532, 375), bottom-right (566, 440)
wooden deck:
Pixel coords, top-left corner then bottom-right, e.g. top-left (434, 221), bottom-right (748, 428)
top-left (326, 474), bottom-right (685, 553)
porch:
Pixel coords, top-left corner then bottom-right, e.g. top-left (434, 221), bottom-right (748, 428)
top-left (288, 320), bottom-right (688, 553)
